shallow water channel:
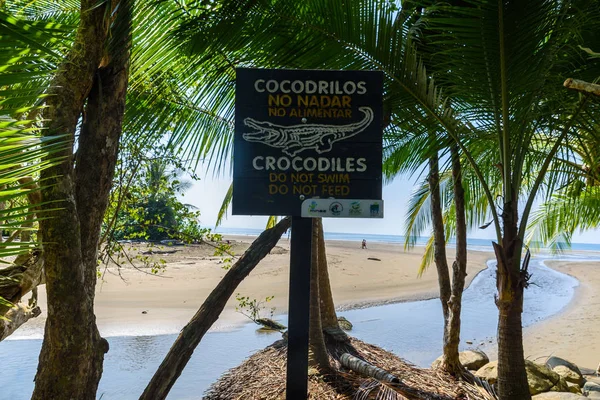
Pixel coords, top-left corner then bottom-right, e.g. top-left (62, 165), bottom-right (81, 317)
top-left (0, 256), bottom-right (585, 399)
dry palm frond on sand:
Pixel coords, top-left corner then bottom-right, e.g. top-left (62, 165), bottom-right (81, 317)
top-left (204, 337), bottom-right (494, 400)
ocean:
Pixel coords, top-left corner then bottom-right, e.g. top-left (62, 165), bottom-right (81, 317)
top-left (215, 227), bottom-right (600, 252)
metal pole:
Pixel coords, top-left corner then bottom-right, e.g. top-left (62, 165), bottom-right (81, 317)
top-left (286, 216), bottom-right (312, 399)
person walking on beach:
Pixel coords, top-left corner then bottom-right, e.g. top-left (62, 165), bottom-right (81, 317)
top-left (361, 239), bottom-right (367, 249)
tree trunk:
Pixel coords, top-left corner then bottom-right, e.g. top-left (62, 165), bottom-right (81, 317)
top-left (316, 219), bottom-right (347, 342)
top-left (439, 145), bottom-right (468, 374)
top-left (32, 1), bottom-right (130, 398)
top-left (495, 196), bottom-right (530, 400)
top-left (428, 154), bottom-right (452, 352)
top-left (140, 217), bottom-right (291, 400)
top-left (308, 219), bottom-right (331, 370)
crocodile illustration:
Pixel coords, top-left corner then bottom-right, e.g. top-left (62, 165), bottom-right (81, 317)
top-left (242, 106), bottom-right (374, 156)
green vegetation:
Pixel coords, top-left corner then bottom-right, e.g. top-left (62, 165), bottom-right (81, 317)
top-left (0, 1), bottom-right (598, 399)
top-left (107, 151), bottom-right (202, 242)
top-left (235, 294), bottom-right (276, 323)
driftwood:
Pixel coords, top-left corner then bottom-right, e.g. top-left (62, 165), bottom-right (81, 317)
top-left (255, 318), bottom-right (286, 331)
top-left (340, 353), bottom-right (401, 384)
top-left (0, 302), bottom-right (41, 341)
top-left (139, 217), bottom-right (291, 400)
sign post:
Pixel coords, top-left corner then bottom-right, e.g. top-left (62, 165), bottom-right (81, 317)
top-left (233, 68), bottom-right (383, 400)
top-left (286, 216), bottom-right (312, 398)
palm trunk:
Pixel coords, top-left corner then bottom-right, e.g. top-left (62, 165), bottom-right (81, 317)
top-left (316, 219), bottom-right (347, 342)
top-left (428, 153), bottom-right (452, 353)
top-left (440, 145), bottom-right (468, 374)
top-left (140, 218), bottom-right (290, 400)
top-left (32, 2), bottom-right (130, 398)
top-left (308, 219), bottom-right (330, 370)
top-left (495, 198), bottom-right (530, 400)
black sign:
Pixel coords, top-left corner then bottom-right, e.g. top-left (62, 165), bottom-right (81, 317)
top-left (233, 68), bottom-right (383, 216)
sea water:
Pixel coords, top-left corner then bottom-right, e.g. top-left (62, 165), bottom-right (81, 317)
top-left (216, 227), bottom-right (600, 252)
top-left (0, 254), bottom-right (595, 399)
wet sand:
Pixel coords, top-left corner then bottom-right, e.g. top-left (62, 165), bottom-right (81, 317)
top-left (523, 259), bottom-right (600, 370)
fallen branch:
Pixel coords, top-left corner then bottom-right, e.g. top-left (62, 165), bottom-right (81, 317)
top-left (340, 353), bottom-right (401, 384)
top-left (139, 217), bottom-right (291, 400)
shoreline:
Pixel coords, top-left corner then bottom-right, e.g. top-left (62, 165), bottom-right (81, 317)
top-left (6, 235), bottom-right (600, 374)
top-left (521, 259), bottom-right (600, 369)
top-left (7, 236), bottom-right (493, 340)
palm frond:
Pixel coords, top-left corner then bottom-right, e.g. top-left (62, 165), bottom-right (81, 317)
top-left (215, 182), bottom-right (233, 227)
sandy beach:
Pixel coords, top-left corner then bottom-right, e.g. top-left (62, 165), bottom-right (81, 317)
top-left (522, 259), bottom-right (600, 370)
top-left (19, 236), bottom-right (600, 373)
top-left (24, 236), bottom-right (491, 338)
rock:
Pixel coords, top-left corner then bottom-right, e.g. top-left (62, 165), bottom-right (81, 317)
top-left (553, 365), bottom-right (585, 386)
top-left (141, 310), bottom-right (147, 314)
top-left (532, 393), bottom-right (586, 399)
top-left (549, 377), bottom-right (570, 393)
top-left (432, 350), bottom-right (489, 370)
top-left (475, 361), bottom-right (498, 384)
top-left (566, 382), bottom-right (582, 394)
top-left (584, 381), bottom-right (600, 396)
top-left (460, 350), bottom-right (489, 370)
top-left (337, 316), bottom-right (353, 331)
top-left (475, 360), bottom-right (572, 395)
top-left (546, 357), bottom-right (583, 376)
top-left (528, 362), bottom-right (568, 394)
top-left (546, 357), bottom-right (584, 386)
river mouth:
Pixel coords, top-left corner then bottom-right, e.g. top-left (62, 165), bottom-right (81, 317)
top-left (0, 256), bottom-right (586, 399)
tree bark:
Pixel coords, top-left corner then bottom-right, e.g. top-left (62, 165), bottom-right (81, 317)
top-left (32, 1), bottom-right (130, 398)
top-left (140, 217), bottom-right (291, 400)
top-left (0, 303), bottom-right (41, 341)
top-left (439, 145), bottom-right (468, 375)
top-left (0, 251), bottom-right (43, 314)
top-left (308, 219), bottom-right (331, 370)
top-left (0, 251), bottom-right (44, 341)
top-left (316, 219), bottom-right (347, 342)
top-left (495, 196), bottom-right (530, 399)
top-left (340, 353), bottom-right (400, 383)
top-left (564, 78), bottom-right (600, 97)
top-left (428, 153), bottom-right (452, 349)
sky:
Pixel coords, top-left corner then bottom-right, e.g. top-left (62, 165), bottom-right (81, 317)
top-left (181, 167), bottom-right (600, 244)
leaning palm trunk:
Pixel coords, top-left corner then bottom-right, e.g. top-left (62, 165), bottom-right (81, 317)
top-left (140, 217), bottom-right (291, 400)
top-left (316, 219), bottom-right (347, 342)
top-left (439, 145), bottom-right (468, 375)
top-left (308, 219), bottom-right (331, 370)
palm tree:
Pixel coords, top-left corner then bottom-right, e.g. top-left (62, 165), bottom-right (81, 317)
top-left (0, 5), bottom-right (70, 338)
top-left (4, 2), bottom-right (598, 400)
top-left (186, 2), bottom-right (600, 399)
top-left (1, 0), bottom-right (239, 397)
